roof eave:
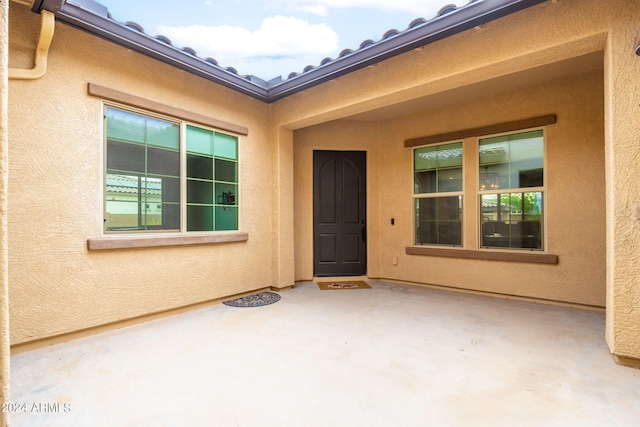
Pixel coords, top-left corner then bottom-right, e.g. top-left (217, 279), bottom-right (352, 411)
top-left (32, 0), bottom-right (547, 103)
top-left (34, 0), bottom-right (270, 100)
top-left (267, 0), bottom-right (547, 102)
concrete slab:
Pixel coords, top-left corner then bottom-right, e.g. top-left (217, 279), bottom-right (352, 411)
top-left (9, 281), bottom-right (640, 426)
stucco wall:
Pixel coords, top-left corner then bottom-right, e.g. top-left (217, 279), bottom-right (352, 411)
top-left (1, 0), bottom-right (10, 424)
top-left (280, 0), bottom-right (640, 359)
top-left (8, 4), bottom-right (273, 344)
top-left (294, 70), bottom-right (605, 306)
top-left (7, 0), bottom-right (640, 361)
top-left (604, 16), bottom-right (640, 360)
top-left (293, 0), bottom-right (640, 363)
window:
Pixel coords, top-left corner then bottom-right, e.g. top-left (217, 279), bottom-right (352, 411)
top-left (105, 106), bottom-right (238, 233)
top-left (479, 130), bottom-right (544, 250)
top-left (413, 142), bottom-right (463, 246)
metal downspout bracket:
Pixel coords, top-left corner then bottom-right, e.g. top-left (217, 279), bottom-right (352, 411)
top-left (9, 9), bottom-right (55, 80)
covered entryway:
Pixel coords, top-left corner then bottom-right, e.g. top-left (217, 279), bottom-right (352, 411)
top-left (10, 281), bottom-right (639, 426)
top-left (313, 150), bottom-right (367, 276)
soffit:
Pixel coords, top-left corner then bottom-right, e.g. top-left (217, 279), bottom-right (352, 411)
top-left (31, 0), bottom-right (547, 103)
top-left (342, 51), bottom-right (605, 122)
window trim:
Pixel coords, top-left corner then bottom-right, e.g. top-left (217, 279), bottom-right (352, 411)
top-left (404, 114), bottom-right (555, 148)
top-left (87, 232), bottom-right (248, 251)
top-left (405, 117), bottom-right (558, 264)
top-left (405, 246), bottom-right (558, 264)
top-left (88, 83), bottom-right (248, 136)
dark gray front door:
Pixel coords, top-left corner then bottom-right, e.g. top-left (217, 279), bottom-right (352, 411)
top-left (313, 151), bottom-right (367, 276)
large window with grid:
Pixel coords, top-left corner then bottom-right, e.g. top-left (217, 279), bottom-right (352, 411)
top-left (479, 130), bottom-right (544, 250)
top-left (413, 142), bottom-right (463, 246)
top-left (104, 106), bottom-right (238, 233)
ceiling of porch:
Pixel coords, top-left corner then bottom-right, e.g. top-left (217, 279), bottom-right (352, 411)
top-left (342, 51), bottom-right (604, 122)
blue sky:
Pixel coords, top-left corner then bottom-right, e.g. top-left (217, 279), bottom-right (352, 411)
top-left (97, 0), bottom-right (468, 80)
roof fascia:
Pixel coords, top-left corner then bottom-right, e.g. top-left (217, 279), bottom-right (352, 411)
top-left (32, 0), bottom-right (547, 103)
top-left (267, 0), bottom-right (547, 101)
top-left (33, 0), bottom-right (270, 100)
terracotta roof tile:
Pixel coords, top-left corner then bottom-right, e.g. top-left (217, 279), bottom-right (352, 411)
top-left (284, 0), bottom-right (482, 81)
top-left (33, 0), bottom-right (546, 101)
top-left (78, 0), bottom-right (482, 82)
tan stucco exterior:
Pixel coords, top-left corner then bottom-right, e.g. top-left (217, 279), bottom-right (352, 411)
top-left (294, 69), bottom-right (606, 307)
top-left (277, 0), bottom-right (640, 361)
top-left (5, 0), bottom-right (640, 369)
top-left (1, 1), bottom-right (9, 425)
top-left (8, 3), bottom-right (273, 344)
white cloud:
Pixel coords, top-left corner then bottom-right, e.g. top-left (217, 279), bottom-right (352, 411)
top-left (156, 15), bottom-right (338, 76)
top-left (269, 0), bottom-right (468, 16)
top-left (300, 4), bottom-right (329, 16)
top-left (153, 0), bottom-right (470, 78)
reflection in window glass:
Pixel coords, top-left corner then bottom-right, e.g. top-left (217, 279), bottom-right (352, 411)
top-left (216, 206), bottom-right (238, 230)
top-left (105, 107), bottom-right (180, 232)
top-left (105, 174), bottom-right (179, 231)
top-left (480, 192), bottom-right (542, 249)
top-left (186, 126), bottom-right (238, 232)
top-left (215, 159), bottom-right (237, 183)
top-left (106, 108), bottom-right (179, 149)
top-left (105, 107), bottom-right (239, 233)
top-left (479, 129), bottom-right (545, 251)
top-left (187, 205), bottom-right (214, 232)
top-left (414, 142), bottom-right (463, 246)
top-left (479, 130), bottom-right (543, 190)
top-left (214, 132), bottom-right (238, 160)
top-left (187, 125), bottom-right (214, 155)
top-left (415, 196), bottom-right (462, 245)
top-left (414, 142), bottom-right (463, 194)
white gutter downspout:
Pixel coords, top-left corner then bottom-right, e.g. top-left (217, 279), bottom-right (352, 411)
top-left (9, 10), bottom-right (54, 80)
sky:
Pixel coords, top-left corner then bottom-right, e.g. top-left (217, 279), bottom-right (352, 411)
top-left (97, 0), bottom-right (469, 80)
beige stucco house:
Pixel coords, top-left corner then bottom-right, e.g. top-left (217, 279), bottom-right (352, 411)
top-left (2, 0), bottom-right (640, 419)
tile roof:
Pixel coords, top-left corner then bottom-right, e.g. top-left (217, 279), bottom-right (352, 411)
top-left (284, 2), bottom-right (468, 81)
top-left (106, 174), bottom-right (162, 195)
top-left (32, 0), bottom-right (547, 102)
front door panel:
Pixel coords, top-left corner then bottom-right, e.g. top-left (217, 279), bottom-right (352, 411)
top-left (313, 151), bottom-right (367, 276)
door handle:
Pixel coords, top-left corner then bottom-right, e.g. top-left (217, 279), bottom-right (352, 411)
top-left (361, 219), bottom-right (366, 243)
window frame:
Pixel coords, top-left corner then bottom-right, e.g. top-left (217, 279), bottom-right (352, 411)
top-left (102, 102), bottom-right (241, 236)
top-left (476, 127), bottom-right (546, 252)
top-left (404, 115), bottom-right (557, 263)
top-left (412, 140), bottom-right (464, 248)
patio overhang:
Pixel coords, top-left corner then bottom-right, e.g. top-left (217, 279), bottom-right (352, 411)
top-left (30, 0), bottom-right (548, 102)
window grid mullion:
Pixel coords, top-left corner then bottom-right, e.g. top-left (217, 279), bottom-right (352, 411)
top-left (180, 123), bottom-right (187, 232)
top-left (104, 103), bottom-right (239, 235)
top-left (478, 129), bottom-right (545, 251)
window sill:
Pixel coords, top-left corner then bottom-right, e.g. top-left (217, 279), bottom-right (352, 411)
top-left (87, 232), bottom-right (248, 251)
top-left (405, 246), bottom-right (558, 264)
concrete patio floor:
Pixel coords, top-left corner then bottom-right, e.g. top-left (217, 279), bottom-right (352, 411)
top-left (9, 280), bottom-right (640, 426)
